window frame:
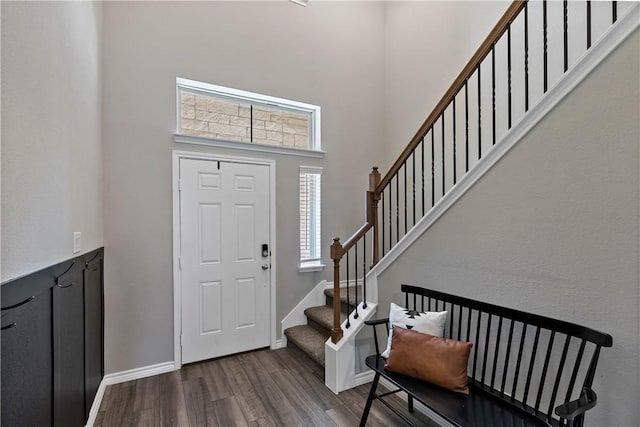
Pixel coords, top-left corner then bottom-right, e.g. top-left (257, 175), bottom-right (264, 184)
top-left (299, 166), bottom-right (324, 272)
top-left (175, 78), bottom-right (323, 158)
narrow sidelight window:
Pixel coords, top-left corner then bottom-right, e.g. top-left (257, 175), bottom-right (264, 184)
top-left (299, 167), bottom-right (323, 271)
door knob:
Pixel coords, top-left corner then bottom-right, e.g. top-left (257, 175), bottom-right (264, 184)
top-left (261, 264), bottom-right (269, 270)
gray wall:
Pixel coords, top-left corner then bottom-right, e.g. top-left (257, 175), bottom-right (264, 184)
top-left (383, 1), bottom-right (509, 168)
top-left (1, 1), bottom-right (103, 282)
top-left (376, 30), bottom-right (640, 427)
top-left (102, 1), bottom-right (385, 373)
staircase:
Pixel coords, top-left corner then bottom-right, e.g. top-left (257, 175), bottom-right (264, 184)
top-left (280, 0), bottom-right (638, 394)
top-left (284, 286), bottom-right (361, 370)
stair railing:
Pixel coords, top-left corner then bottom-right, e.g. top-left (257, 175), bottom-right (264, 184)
top-left (330, 167), bottom-right (380, 343)
top-left (330, 0), bottom-right (624, 344)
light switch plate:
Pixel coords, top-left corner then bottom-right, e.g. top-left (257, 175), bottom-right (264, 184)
top-left (73, 232), bottom-right (82, 254)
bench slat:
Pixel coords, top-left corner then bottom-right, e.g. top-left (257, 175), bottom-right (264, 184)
top-left (490, 315), bottom-right (503, 390)
top-left (536, 330), bottom-right (556, 413)
top-left (548, 335), bottom-right (571, 423)
top-left (500, 318), bottom-right (515, 395)
top-left (523, 326), bottom-right (542, 409)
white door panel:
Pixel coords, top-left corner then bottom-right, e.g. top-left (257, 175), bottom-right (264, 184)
top-left (180, 158), bottom-right (270, 364)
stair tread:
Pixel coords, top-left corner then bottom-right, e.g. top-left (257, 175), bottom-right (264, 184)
top-left (284, 325), bottom-right (326, 368)
top-left (304, 305), bottom-right (346, 332)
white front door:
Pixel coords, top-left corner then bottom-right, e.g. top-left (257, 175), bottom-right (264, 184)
top-left (179, 158), bottom-right (271, 364)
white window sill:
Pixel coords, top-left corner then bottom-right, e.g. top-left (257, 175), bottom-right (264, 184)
top-left (174, 134), bottom-right (325, 159)
top-left (299, 263), bottom-right (325, 273)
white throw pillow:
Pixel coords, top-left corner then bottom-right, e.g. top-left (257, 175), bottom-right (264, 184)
top-left (381, 302), bottom-right (447, 358)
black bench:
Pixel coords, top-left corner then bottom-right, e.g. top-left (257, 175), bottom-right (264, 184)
top-left (360, 285), bottom-right (613, 427)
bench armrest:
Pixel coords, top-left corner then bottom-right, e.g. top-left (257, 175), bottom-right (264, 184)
top-left (364, 318), bottom-right (389, 357)
top-left (555, 387), bottom-right (597, 421)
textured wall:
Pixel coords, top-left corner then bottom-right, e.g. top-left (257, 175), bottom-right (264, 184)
top-left (1, 1), bottom-right (103, 281)
top-left (376, 30), bottom-right (640, 427)
top-left (382, 1), bottom-right (636, 171)
top-left (383, 1), bottom-right (509, 169)
top-left (102, 1), bottom-right (385, 373)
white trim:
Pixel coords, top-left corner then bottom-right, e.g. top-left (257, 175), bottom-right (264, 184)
top-left (273, 339), bottom-right (287, 350)
top-left (281, 279), bottom-right (329, 338)
top-left (172, 153), bottom-right (182, 370)
top-left (177, 77), bottom-right (320, 116)
top-left (103, 361), bottom-right (176, 385)
top-left (85, 380), bottom-right (107, 427)
top-left (370, 5), bottom-right (640, 279)
top-left (353, 370), bottom-right (376, 387)
top-left (298, 262), bottom-right (325, 273)
top-left (172, 150), bottom-right (278, 368)
top-left (289, 0), bottom-right (309, 7)
top-left (268, 157), bottom-right (278, 352)
top-left (174, 134), bottom-right (325, 159)
top-left (299, 166), bottom-right (323, 268)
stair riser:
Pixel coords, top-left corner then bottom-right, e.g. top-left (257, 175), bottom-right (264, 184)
top-left (325, 295), bottom-right (362, 315)
top-left (307, 318), bottom-right (331, 337)
top-left (285, 340), bottom-right (325, 369)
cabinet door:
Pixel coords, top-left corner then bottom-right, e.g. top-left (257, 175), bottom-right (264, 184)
top-left (84, 257), bottom-right (103, 422)
top-left (1, 290), bottom-right (53, 427)
top-left (53, 270), bottom-right (86, 427)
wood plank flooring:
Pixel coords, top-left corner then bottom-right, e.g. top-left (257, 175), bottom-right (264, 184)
top-left (95, 346), bottom-right (438, 427)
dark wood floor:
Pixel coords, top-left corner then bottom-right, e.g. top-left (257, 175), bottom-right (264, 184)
top-left (96, 346), bottom-right (437, 426)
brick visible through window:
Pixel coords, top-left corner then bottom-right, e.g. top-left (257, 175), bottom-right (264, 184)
top-left (177, 78), bottom-right (320, 152)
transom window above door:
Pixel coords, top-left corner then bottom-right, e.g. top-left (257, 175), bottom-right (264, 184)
top-left (176, 78), bottom-right (322, 158)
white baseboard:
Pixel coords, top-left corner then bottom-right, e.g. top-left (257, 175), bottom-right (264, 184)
top-left (102, 361), bottom-right (176, 385)
top-left (354, 370), bottom-right (375, 387)
top-left (85, 361), bottom-right (176, 427)
top-left (272, 338), bottom-right (286, 349)
top-left (85, 381), bottom-right (107, 427)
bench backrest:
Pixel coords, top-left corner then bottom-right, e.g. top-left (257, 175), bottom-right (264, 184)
top-left (400, 284), bottom-right (613, 426)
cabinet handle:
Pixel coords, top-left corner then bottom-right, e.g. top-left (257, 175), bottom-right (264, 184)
top-left (56, 282), bottom-right (74, 289)
top-left (85, 252), bottom-right (100, 270)
top-left (1, 323), bottom-right (17, 331)
top-left (1, 295), bottom-right (35, 311)
top-left (54, 261), bottom-right (75, 287)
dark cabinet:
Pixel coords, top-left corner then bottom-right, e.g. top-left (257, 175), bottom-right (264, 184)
top-left (84, 256), bottom-right (104, 421)
top-left (53, 269), bottom-right (86, 427)
top-left (1, 248), bottom-right (104, 427)
top-left (1, 289), bottom-right (53, 427)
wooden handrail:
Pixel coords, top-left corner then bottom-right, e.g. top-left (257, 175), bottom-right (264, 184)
top-left (342, 223), bottom-right (372, 253)
top-left (376, 0), bottom-right (526, 193)
top-left (333, 166), bottom-right (381, 258)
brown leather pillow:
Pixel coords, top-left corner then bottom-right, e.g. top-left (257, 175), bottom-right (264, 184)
top-left (385, 326), bottom-right (473, 395)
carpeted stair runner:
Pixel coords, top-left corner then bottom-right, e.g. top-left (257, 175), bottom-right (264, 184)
top-left (284, 286), bottom-right (361, 370)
